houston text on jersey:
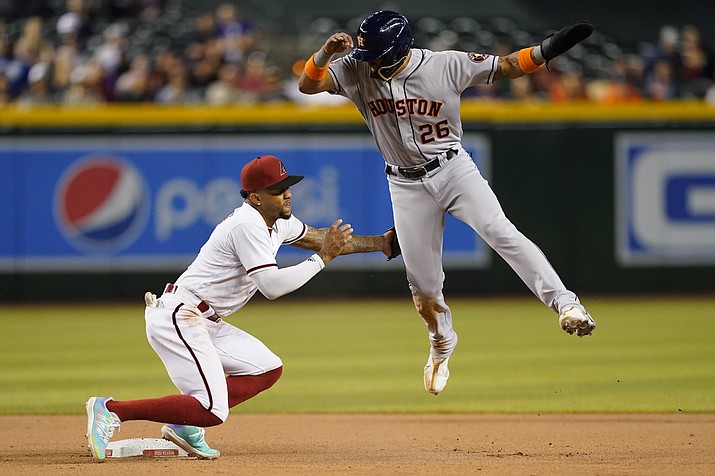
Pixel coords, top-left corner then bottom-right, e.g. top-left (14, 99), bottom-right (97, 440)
top-left (367, 97), bottom-right (444, 118)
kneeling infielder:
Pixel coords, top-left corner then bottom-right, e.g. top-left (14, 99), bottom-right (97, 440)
top-left (86, 155), bottom-right (399, 460)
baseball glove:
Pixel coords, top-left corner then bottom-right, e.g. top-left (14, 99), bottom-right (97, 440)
top-left (385, 226), bottom-right (402, 261)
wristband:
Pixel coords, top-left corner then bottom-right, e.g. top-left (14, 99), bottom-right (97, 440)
top-left (517, 47), bottom-right (544, 74)
top-left (304, 53), bottom-right (329, 81)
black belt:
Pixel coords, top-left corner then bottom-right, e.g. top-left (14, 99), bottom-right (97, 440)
top-left (385, 149), bottom-right (458, 179)
top-left (164, 283), bottom-right (220, 322)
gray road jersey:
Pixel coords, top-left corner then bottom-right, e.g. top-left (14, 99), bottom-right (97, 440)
top-left (328, 48), bottom-right (498, 168)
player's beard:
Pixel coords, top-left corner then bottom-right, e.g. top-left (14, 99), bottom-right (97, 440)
top-left (279, 202), bottom-right (292, 219)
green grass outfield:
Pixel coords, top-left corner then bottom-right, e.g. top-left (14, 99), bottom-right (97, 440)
top-left (2, 296), bottom-right (714, 414)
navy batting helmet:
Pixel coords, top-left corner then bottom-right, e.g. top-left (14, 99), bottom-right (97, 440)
top-left (351, 10), bottom-right (414, 80)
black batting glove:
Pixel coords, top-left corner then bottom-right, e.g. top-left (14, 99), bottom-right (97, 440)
top-left (540, 21), bottom-right (594, 62)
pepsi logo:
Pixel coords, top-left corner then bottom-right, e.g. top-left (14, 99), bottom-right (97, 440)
top-left (54, 156), bottom-right (150, 254)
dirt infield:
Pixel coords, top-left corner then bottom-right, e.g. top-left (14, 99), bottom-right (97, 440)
top-left (2, 414), bottom-right (714, 475)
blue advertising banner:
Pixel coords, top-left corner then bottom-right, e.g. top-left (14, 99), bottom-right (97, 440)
top-left (615, 132), bottom-right (715, 266)
top-left (0, 134), bottom-right (491, 271)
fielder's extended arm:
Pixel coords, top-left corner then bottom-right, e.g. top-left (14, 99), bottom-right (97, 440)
top-left (251, 258), bottom-right (326, 300)
top-left (251, 219), bottom-right (352, 300)
top-left (292, 225), bottom-right (396, 258)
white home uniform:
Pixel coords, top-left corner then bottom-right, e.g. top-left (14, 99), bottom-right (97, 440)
top-left (146, 202), bottom-right (314, 421)
top-left (328, 49), bottom-right (584, 359)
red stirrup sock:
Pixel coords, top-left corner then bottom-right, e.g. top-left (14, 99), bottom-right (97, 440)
top-left (106, 394), bottom-right (223, 427)
top-left (227, 366), bottom-right (283, 408)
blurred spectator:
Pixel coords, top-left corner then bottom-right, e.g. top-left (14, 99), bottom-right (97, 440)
top-left (154, 60), bottom-right (201, 103)
top-left (62, 60), bottom-right (106, 105)
top-left (205, 62), bottom-right (241, 105)
top-left (16, 61), bottom-right (56, 105)
top-left (14, 16), bottom-right (48, 65)
top-left (549, 66), bottom-right (588, 102)
top-left (182, 12), bottom-right (216, 64)
top-left (215, 2), bottom-right (256, 65)
top-left (592, 54), bottom-right (644, 103)
top-left (114, 53), bottom-right (152, 102)
top-left (642, 25), bottom-right (681, 76)
top-left (644, 58), bottom-right (679, 100)
top-left (259, 64), bottom-right (287, 102)
top-left (6, 16), bottom-right (56, 98)
top-left (508, 75), bottom-right (539, 101)
top-left (146, 48), bottom-right (179, 98)
top-left (92, 22), bottom-right (128, 94)
top-left (53, 11), bottom-right (87, 92)
top-left (678, 24), bottom-right (714, 98)
top-left (193, 12), bottom-right (217, 46)
top-left (56, 12), bottom-right (81, 42)
top-left (527, 67), bottom-right (553, 101)
top-left (234, 51), bottom-right (284, 103)
top-left (215, 3), bottom-right (253, 39)
top-left (60, 0), bottom-right (93, 46)
top-left (1, 6), bottom-right (714, 107)
top-left (189, 38), bottom-right (224, 89)
top-left (94, 23), bottom-right (128, 70)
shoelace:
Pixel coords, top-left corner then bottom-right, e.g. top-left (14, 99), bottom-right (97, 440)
top-left (94, 411), bottom-right (121, 443)
top-left (194, 432), bottom-right (210, 449)
top-left (184, 427), bottom-right (210, 449)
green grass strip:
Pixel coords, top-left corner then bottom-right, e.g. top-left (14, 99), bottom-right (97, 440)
top-left (1, 297), bottom-right (713, 414)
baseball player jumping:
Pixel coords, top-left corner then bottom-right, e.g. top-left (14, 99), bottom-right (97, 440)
top-left (299, 11), bottom-right (597, 395)
top-left (85, 155), bottom-right (399, 460)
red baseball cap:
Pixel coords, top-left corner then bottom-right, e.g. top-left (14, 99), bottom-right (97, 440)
top-left (240, 155), bottom-right (304, 192)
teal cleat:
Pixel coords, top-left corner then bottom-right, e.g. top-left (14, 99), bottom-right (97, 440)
top-left (85, 396), bottom-right (121, 461)
top-left (161, 424), bottom-right (220, 459)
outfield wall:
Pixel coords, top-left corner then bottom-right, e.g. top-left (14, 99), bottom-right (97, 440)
top-left (1, 102), bottom-right (714, 301)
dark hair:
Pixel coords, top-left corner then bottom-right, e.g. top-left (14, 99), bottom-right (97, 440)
top-left (240, 189), bottom-right (249, 199)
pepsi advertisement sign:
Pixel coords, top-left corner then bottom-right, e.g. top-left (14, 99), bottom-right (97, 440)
top-left (0, 134), bottom-right (491, 272)
top-left (54, 156), bottom-right (151, 254)
top-left (616, 133), bottom-right (715, 266)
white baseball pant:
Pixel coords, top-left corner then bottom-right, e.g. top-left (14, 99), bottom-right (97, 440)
top-left (145, 293), bottom-right (283, 421)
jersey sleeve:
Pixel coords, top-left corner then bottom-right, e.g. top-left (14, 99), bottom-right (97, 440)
top-left (443, 50), bottom-right (498, 92)
top-left (228, 222), bottom-right (278, 275)
top-left (328, 56), bottom-right (363, 99)
top-left (277, 215), bottom-right (307, 244)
